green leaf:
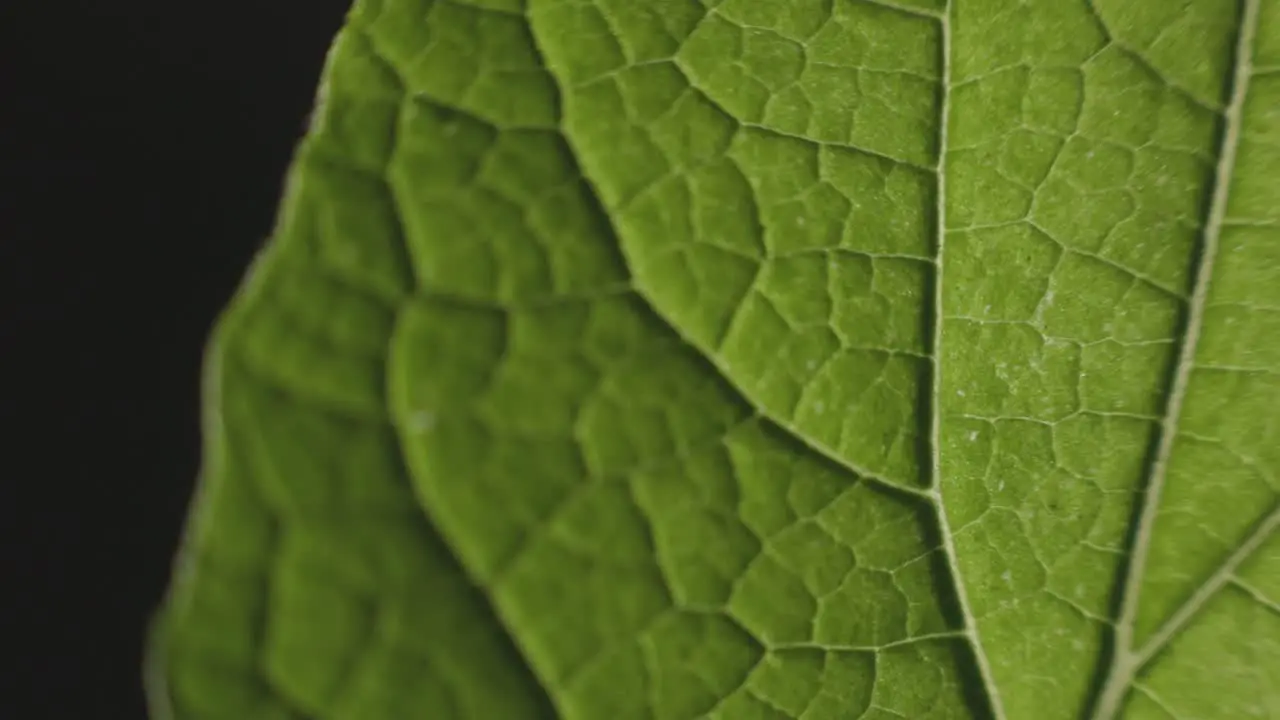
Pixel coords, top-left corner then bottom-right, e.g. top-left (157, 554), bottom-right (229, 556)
top-left (148, 0), bottom-right (1280, 718)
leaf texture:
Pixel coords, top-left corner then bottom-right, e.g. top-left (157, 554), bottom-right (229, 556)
top-left (149, 1), bottom-right (1280, 718)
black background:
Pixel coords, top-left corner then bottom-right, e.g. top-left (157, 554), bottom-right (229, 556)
top-left (6, 2), bottom-right (352, 716)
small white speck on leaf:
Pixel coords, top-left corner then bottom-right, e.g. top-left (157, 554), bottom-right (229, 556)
top-left (409, 411), bottom-right (436, 432)
top-left (1000, 570), bottom-right (1012, 584)
top-left (956, 389), bottom-right (966, 397)
top-left (968, 431), bottom-right (978, 442)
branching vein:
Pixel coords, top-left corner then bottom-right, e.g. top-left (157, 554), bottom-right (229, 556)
top-left (1088, 0), bottom-right (1263, 716)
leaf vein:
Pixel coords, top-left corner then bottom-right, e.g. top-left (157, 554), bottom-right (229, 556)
top-left (1088, 1), bottom-right (1264, 715)
top-left (929, 6), bottom-right (1009, 720)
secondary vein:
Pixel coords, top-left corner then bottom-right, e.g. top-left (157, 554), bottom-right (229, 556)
top-left (1133, 503), bottom-right (1280, 667)
top-left (1088, 0), bottom-right (1262, 716)
top-left (927, 6), bottom-right (1009, 720)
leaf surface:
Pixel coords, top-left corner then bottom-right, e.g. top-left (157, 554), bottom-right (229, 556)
top-left (149, 1), bottom-right (1280, 718)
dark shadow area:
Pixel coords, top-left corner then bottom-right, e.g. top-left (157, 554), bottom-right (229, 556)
top-left (3, 0), bottom-right (351, 715)
top-left (915, 506), bottom-right (998, 720)
top-left (950, 634), bottom-right (1001, 720)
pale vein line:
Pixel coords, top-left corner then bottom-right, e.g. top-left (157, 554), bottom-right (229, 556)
top-left (1130, 683), bottom-right (1181, 720)
top-left (1133, 504), bottom-right (1280, 667)
top-left (1089, 0), bottom-right (1261, 717)
top-left (927, 6), bottom-right (1008, 720)
top-left (772, 629), bottom-right (970, 652)
top-left (857, 0), bottom-right (946, 20)
top-left (1231, 575), bottom-right (1280, 617)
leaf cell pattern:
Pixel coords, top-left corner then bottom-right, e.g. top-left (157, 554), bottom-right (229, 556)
top-left (149, 1), bottom-right (1280, 719)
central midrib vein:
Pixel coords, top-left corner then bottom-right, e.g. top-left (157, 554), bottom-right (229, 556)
top-left (1088, 0), bottom-right (1262, 717)
top-left (927, 5), bottom-right (1009, 720)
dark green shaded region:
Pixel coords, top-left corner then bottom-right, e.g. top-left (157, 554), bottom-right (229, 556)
top-left (147, 249), bottom-right (558, 719)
